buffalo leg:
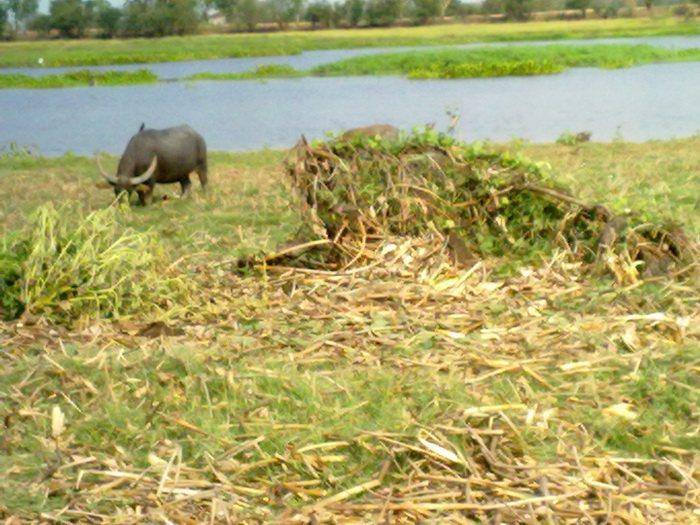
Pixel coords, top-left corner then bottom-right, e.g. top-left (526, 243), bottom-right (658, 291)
top-left (180, 176), bottom-right (192, 197)
top-left (196, 166), bottom-right (208, 193)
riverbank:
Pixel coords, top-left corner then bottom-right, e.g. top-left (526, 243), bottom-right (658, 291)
top-left (1, 17), bottom-right (698, 69)
top-left (310, 42), bottom-right (700, 78)
top-left (1, 135), bottom-right (698, 522)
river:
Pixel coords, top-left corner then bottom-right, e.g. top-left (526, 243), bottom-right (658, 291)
top-left (2, 36), bottom-right (699, 156)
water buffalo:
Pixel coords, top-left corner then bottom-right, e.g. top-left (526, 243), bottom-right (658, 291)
top-left (340, 124), bottom-right (400, 142)
top-left (97, 124), bottom-right (208, 205)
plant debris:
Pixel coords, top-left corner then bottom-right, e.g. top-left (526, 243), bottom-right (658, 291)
top-left (1, 133), bottom-right (699, 524)
top-left (277, 129), bottom-right (698, 283)
top-left (2, 261), bottom-right (699, 524)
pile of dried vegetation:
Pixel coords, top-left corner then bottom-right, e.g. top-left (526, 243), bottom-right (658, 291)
top-left (279, 129), bottom-right (697, 283)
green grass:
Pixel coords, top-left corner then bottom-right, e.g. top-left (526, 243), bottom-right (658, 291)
top-left (512, 137), bottom-right (700, 237)
top-left (185, 63), bottom-right (302, 81)
top-left (0, 18), bottom-right (698, 69)
top-left (0, 135), bottom-right (698, 521)
top-left (7, 42), bottom-right (700, 89)
top-left (0, 150), bottom-right (294, 255)
top-left (0, 68), bottom-right (158, 89)
top-left (312, 43), bottom-right (700, 78)
top-left (408, 58), bottom-right (565, 78)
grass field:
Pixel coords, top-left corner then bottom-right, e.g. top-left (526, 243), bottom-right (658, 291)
top-left (0, 17), bottom-right (698, 69)
top-left (1, 132), bottom-right (699, 523)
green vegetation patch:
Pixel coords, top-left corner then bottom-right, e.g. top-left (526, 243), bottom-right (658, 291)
top-left (4, 42), bottom-right (700, 88)
top-left (515, 136), bottom-right (700, 239)
top-left (185, 63), bottom-right (301, 81)
top-left (312, 43), bottom-right (700, 79)
top-left (409, 58), bottom-right (564, 79)
top-left (0, 202), bottom-right (191, 321)
top-left (0, 68), bottom-right (158, 89)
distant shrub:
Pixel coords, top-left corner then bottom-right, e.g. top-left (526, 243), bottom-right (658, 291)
top-left (556, 130), bottom-right (592, 145)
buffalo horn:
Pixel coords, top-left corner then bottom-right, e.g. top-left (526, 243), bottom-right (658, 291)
top-left (129, 156), bottom-right (158, 186)
top-left (96, 153), bottom-right (118, 184)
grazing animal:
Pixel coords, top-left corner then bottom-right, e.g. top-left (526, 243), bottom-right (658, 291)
top-left (97, 124), bottom-right (208, 205)
top-left (340, 124), bottom-right (400, 142)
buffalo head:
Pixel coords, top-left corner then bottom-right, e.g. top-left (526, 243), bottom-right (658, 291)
top-left (97, 154), bottom-right (158, 201)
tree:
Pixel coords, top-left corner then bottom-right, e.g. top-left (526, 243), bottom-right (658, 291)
top-left (265, 0), bottom-right (303, 28)
top-left (504, 0), bottom-right (530, 20)
top-left (238, 0), bottom-right (261, 30)
top-left (122, 0), bottom-right (149, 34)
top-left (565, 0), bottom-right (591, 17)
top-left (305, 0), bottom-right (335, 28)
top-left (213, 0), bottom-right (262, 31)
top-left (446, 0), bottom-right (478, 18)
top-left (412, 0), bottom-right (440, 23)
top-left (96, 3), bottom-right (122, 37)
top-left (0, 3), bottom-right (8, 38)
top-left (29, 12), bottom-right (51, 35)
top-left (365, 0), bottom-right (403, 26)
top-left (341, 0), bottom-right (363, 26)
top-left (6, 0), bottom-right (38, 32)
top-left (481, 0), bottom-right (504, 15)
top-left (123, 0), bottom-right (199, 37)
top-left (412, 0), bottom-right (451, 22)
top-left (49, 0), bottom-right (93, 37)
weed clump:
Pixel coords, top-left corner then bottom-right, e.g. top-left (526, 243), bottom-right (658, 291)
top-left (408, 59), bottom-right (564, 79)
top-left (0, 202), bottom-right (191, 322)
top-left (282, 128), bottom-right (697, 281)
top-left (186, 64), bottom-right (301, 82)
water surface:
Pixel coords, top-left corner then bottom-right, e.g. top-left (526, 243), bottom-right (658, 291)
top-left (4, 35), bottom-right (699, 79)
top-left (2, 37), bottom-right (699, 156)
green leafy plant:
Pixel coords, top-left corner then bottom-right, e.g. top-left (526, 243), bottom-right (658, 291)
top-left (0, 202), bottom-right (191, 321)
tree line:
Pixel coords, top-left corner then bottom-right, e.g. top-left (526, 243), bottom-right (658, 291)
top-left (0, 0), bottom-right (697, 39)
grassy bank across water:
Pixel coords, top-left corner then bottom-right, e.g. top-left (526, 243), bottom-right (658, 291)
top-left (0, 136), bottom-right (698, 522)
top-left (185, 63), bottom-right (302, 81)
top-left (0, 17), bottom-right (698, 69)
top-left (312, 42), bottom-right (700, 78)
top-left (5, 42), bottom-right (700, 88)
top-left (0, 68), bottom-right (157, 89)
